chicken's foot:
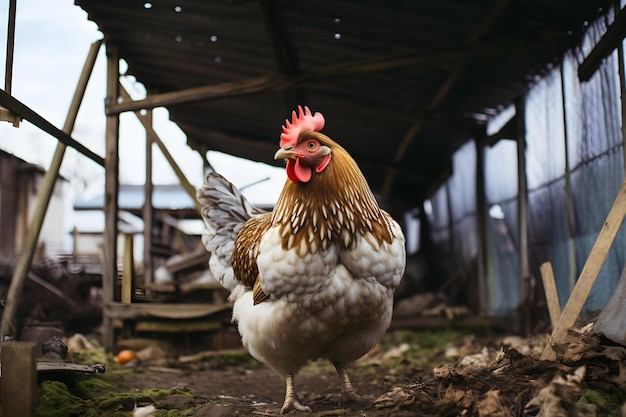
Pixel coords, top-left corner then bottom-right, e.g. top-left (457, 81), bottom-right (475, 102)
top-left (335, 366), bottom-right (362, 403)
top-left (280, 373), bottom-right (311, 414)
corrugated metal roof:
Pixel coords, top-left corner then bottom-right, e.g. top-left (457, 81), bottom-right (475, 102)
top-left (75, 0), bottom-right (612, 207)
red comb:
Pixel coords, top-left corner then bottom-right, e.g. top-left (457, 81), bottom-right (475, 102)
top-left (280, 105), bottom-right (325, 147)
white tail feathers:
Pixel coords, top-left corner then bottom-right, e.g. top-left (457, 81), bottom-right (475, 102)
top-left (196, 172), bottom-right (265, 292)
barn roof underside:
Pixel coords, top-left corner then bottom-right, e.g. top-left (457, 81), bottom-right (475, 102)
top-left (76, 0), bottom-right (614, 207)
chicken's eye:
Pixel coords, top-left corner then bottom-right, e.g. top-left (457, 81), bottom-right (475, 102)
top-left (307, 141), bottom-right (317, 150)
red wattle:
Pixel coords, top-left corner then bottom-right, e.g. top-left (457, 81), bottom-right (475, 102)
top-left (286, 159), bottom-right (312, 183)
top-left (286, 160), bottom-right (300, 182)
top-left (294, 158), bottom-right (312, 182)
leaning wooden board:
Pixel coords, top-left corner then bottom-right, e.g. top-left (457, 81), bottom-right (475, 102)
top-left (541, 179), bottom-right (626, 360)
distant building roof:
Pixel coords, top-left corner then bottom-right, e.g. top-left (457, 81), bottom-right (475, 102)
top-left (0, 149), bottom-right (68, 181)
top-left (74, 184), bottom-right (195, 211)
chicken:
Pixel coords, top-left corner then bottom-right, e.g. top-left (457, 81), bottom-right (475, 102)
top-left (197, 106), bottom-right (406, 413)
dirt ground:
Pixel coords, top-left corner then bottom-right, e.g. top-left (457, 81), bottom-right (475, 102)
top-left (34, 327), bottom-right (626, 417)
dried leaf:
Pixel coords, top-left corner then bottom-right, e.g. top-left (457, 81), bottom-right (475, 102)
top-left (374, 386), bottom-right (415, 409)
top-left (523, 366), bottom-right (596, 417)
top-left (478, 390), bottom-right (513, 417)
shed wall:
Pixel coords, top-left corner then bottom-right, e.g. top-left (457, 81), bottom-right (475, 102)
top-left (425, 10), bottom-right (626, 319)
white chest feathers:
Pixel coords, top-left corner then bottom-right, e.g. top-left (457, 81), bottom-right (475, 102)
top-left (256, 223), bottom-right (405, 305)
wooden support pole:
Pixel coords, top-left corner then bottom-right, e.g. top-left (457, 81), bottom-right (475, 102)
top-left (102, 43), bottom-right (120, 351)
top-left (542, 178), bottom-right (626, 360)
top-left (516, 98), bottom-right (531, 336)
top-left (0, 39), bottom-right (102, 339)
top-left (1, 342), bottom-right (37, 417)
top-left (119, 85), bottom-right (202, 213)
top-left (121, 234), bottom-right (134, 304)
top-left (143, 109), bottom-right (154, 286)
top-left (539, 262), bottom-right (561, 329)
top-left (475, 138), bottom-right (488, 315)
top-left (617, 0), bottom-right (626, 169)
top-left (4, 0), bottom-right (16, 94)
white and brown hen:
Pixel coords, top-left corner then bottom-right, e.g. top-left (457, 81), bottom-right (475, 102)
top-left (197, 106), bottom-right (406, 413)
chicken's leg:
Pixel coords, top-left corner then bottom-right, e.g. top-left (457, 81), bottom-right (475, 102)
top-left (335, 366), bottom-right (361, 403)
top-left (281, 373), bottom-right (311, 414)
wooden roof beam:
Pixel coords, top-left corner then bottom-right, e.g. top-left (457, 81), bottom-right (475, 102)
top-left (258, 0), bottom-right (299, 75)
top-left (0, 89), bottom-right (104, 166)
top-left (105, 35), bottom-right (565, 116)
top-left (258, 0), bottom-right (307, 109)
top-left (382, 0), bottom-right (510, 198)
top-left (578, 3), bottom-right (626, 81)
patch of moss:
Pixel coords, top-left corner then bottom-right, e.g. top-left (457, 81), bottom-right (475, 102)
top-left (378, 329), bottom-right (469, 368)
top-left (435, 398), bottom-right (465, 417)
top-left (74, 369), bottom-right (131, 398)
top-left (37, 378), bottom-right (200, 417)
top-left (153, 400), bottom-right (224, 417)
top-left (152, 395), bottom-right (200, 417)
top-left (89, 387), bottom-right (193, 416)
top-left (213, 351), bottom-right (260, 367)
top-left (68, 348), bottom-right (111, 367)
top-left (579, 386), bottom-right (626, 417)
top-left (37, 381), bottom-right (85, 417)
top-left (382, 329), bottom-right (467, 352)
top-left (156, 409), bottom-right (195, 417)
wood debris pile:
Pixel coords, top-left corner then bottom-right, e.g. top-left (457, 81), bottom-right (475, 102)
top-left (373, 325), bottom-right (626, 416)
top-left (0, 256), bottom-right (102, 335)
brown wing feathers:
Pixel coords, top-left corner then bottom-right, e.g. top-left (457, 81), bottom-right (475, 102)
top-left (232, 212), bottom-right (273, 304)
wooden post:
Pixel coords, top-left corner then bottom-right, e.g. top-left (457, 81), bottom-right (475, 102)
top-left (4, 0), bottom-right (16, 95)
top-left (617, 1), bottom-right (626, 173)
top-left (102, 43), bottom-right (120, 350)
top-left (542, 178), bottom-right (626, 360)
top-left (539, 262), bottom-right (561, 329)
top-left (121, 234), bottom-right (134, 304)
top-left (1, 342), bottom-right (37, 417)
top-left (0, 40), bottom-right (102, 339)
top-left (119, 85), bottom-right (202, 213)
top-left (475, 138), bottom-right (488, 315)
top-left (515, 99), bottom-right (531, 336)
top-left (560, 62), bottom-right (578, 294)
top-left (143, 109), bottom-right (154, 286)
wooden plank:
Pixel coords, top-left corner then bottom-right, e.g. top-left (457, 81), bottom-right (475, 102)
top-left (539, 262), bottom-right (561, 329)
top-left (165, 248), bottom-right (210, 273)
top-left (145, 282), bottom-right (223, 294)
top-left (135, 320), bottom-right (221, 333)
top-left (1, 342), bottom-right (37, 417)
top-left (542, 179), bottom-right (626, 360)
top-left (105, 302), bottom-right (232, 320)
top-left (37, 362), bottom-right (105, 374)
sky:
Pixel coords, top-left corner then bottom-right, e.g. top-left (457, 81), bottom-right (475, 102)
top-left (0, 0), bottom-right (285, 206)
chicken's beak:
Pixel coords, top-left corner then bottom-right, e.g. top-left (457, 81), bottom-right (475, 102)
top-left (274, 147), bottom-right (297, 160)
